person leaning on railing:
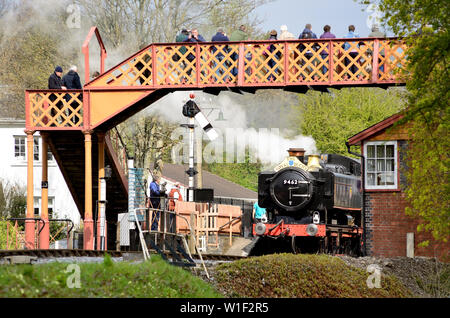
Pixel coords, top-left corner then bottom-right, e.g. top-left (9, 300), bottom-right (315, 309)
top-left (319, 25), bottom-right (336, 75)
top-left (343, 25), bottom-right (360, 76)
top-left (229, 25), bottom-right (248, 76)
top-left (48, 66), bottom-right (67, 125)
top-left (183, 28), bottom-right (205, 77)
top-left (211, 28), bottom-right (230, 82)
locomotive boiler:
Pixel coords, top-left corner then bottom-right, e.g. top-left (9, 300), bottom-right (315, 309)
top-left (251, 148), bottom-right (363, 256)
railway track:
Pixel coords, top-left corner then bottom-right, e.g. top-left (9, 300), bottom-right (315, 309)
top-left (0, 249), bottom-right (245, 263)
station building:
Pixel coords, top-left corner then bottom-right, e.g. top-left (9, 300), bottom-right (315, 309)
top-left (347, 113), bottom-right (449, 260)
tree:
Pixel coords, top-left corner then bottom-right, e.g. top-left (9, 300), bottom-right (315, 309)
top-left (0, 0), bottom-right (75, 119)
top-left (115, 114), bottom-right (180, 178)
top-left (371, 0), bottom-right (450, 244)
top-left (290, 87), bottom-right (405, 156)
top-left (77, 0), bottom-right (270, 52)
top-left (0, 179), bottom-right (26, 220)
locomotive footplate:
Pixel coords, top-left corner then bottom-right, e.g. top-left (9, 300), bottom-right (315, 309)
top-left (327, 225), bottom-right (363, 238)
top-left (253, 221), bottom-right (326, 237)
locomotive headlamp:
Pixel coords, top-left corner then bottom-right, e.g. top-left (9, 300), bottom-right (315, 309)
top-left (313, 211), bottom-right (320, 224)
top-left (306, 224), bottom-right (318, 236)
top-left (255, 223), bottom-right (267, 236)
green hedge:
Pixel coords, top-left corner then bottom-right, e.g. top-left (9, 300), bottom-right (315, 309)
top-left (0, 255), bottom-right (222, 298)
top-left (215, 254), bottom-right (412, 298)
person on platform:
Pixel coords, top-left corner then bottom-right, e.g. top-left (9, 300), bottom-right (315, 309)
top-left (149, 175), bottom-right (163, 231)
top-left (168, 182), bottom-right (183, 211)
top-left (253, 201), bottom-right (267, 223)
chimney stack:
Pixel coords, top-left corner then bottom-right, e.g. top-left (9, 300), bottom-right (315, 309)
top-left (288, 148), bottom-right (305, 163)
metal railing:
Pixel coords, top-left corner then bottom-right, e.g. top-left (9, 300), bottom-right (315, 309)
top-left (3, 218), bottom-right (75, 250)
top-left (87, 38), bottom-right (407, 89)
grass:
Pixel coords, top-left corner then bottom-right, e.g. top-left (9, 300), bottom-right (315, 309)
top-left (215, 253), bottom-right (413, 298)
top-left (0, 255), bottom-right (222, 298)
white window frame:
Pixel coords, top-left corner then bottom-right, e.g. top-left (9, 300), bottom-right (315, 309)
top-left (14, 136), bottom-right (26, 161)
top-left (34, 196), bottom-right (55, 218)
top-left (13, 135), bottom-right (55, 163)
top-left (364, 140), bottom-right (398, 190)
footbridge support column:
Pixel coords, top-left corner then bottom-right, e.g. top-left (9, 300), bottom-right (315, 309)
top-left (83, 130), bottom-right (94, 250)
top-left (25, 130), bottom-right (35, 249)
top-left (39, 132), bottom-right (50, 249)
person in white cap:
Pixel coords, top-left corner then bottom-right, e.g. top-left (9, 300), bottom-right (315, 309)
top-left (279, 25), bottom-right (295, 40)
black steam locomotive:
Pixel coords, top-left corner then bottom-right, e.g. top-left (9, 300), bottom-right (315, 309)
top-left (252, 148), bottom-right (363, 256)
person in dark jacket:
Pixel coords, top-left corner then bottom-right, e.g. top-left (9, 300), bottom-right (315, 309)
top-left (62, 66), bottom-right (82, 123)
top-left (184, 29), bottom-right (205, 77)
top-left (266, 30), bottom-right (280, 81)
top-left (48, 66), bottom-right (66, 124)
top-left (298, 24), bottom-right (318, 77)
top-left (149, 176), bottom-right (162, 231)
top-left (48, 66), bottom-right (66, 89)
top-left (62, 65), bottom-right (82, 89)
top-left (211, 28), bottom-right (230, 82)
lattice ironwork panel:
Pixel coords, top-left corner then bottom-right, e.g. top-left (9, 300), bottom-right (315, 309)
top-left (154, 45), bottom-right (198, 85)
top-left (96, 48), bottom-right (153, 87)
top-left (287, 41), bottom-right (331, 83)
top-left (28, 91), bottom-right (83, 128)
top-left (243, 43), bottom-right (285, 84)
top-left (332, 40), bottom-right (374, 81)
top-left (378, 40), bottom-right (407, 81)
top-left (199, 44), bottom-right (238, 84)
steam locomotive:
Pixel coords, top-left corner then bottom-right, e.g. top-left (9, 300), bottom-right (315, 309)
top-left (251, 148), bottom-right (363, 256)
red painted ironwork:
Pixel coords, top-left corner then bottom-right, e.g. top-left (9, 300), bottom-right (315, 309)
top-left (25, 37), bottom-right (407, 132)
top-left (82, 26), bottom-right (107, 83)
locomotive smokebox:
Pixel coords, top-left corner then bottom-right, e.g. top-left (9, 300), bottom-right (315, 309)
top-left (287, 148), bottom-right (305, 163)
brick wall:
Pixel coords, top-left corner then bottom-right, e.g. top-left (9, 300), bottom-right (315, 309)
top-left (364, 191), bottom-right (449, 259)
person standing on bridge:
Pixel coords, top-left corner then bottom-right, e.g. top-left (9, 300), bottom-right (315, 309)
top-left (62, 65), bottom-right (82, 90)
top-left (175, 29), bottom-right (189, 82)
top-left (48, 66), bottom-right (67, 90)
top-left (48, 66), bottom-right (67, 125)
top-left (62, 65), bottom-right (83, 124)
top-left (343, 25), bottom-right (361, 77)
top-left (229, 25), bottom-right (249, 77)
top-left (320, 25), bottom-right (336, 75)
top-left (298, 24), bottom-right (318, 77)
top-left (265, 30), bottom-right (281, 81)
top-left (368, 24), bottom-right (386, 76)
top-left (279, 25), bottom-right (295, 40)
top-left (184, 29), bottom-right (205, 78)
top-left (211, 28), bottom-right (230, 82)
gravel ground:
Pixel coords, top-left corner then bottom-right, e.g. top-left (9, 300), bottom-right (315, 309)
top-left (337, 255), bottom-right (449, 298)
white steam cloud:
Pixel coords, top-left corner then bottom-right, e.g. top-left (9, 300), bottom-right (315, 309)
top-left (146, 91), bottom-right (317, 167)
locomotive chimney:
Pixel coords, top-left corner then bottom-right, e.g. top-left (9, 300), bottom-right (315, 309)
top-left (288, 148), bottom-right (305, 163)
